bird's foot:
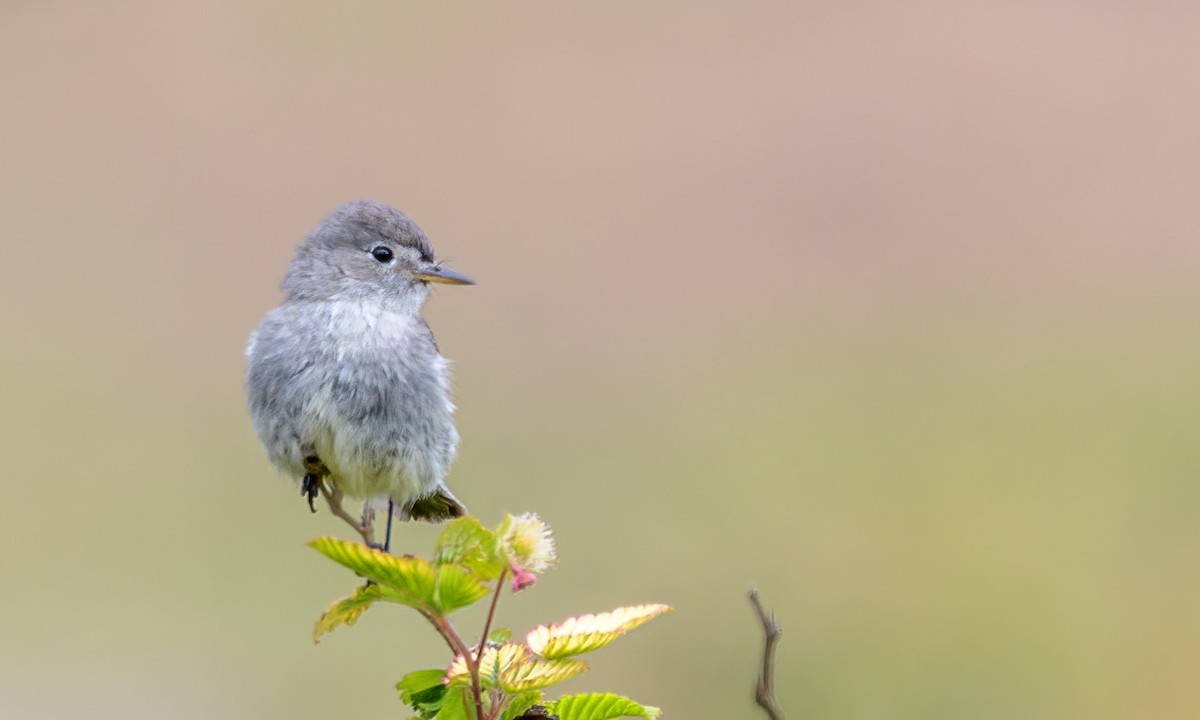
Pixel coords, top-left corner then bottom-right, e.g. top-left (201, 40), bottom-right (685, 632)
top-left (300, 473), bottom-right (320, 513)
top-left (299, 450), bottom-right (377, 548)
top-left (300, 453), bottom-right (329, 514)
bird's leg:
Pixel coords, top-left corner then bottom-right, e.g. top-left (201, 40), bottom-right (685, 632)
top-left (359, 503), bottom-right (387, 552)
top-left (384, 499), bottom-right (395, 554)
top-left (302, 451), bottom-right (376, 547)
top-left (318, 482), bottom-right (376, 548)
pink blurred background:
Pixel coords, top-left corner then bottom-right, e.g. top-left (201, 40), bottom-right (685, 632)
top-left (3, 2), bottom-right (1199, 718)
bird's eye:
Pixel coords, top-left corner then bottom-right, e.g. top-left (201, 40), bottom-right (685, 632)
top-left (371, 246), bottom-right (394, 263)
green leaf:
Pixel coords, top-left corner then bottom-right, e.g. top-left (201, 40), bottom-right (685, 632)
top-left (397, 668), bottom-right (448, 696)
top-left (400, 683), bottom-right (446, 719)
top-left (489, 627), bottom-right (513, 644)
top-left (313, 582), bottom-right (387, 642)
top-left (435, 685), bottom-right (471, 720)
top-left (436, 517), bottom-right (505, 580)
top-left (397, 669), bottom-right (448, 720)
top-left (501, 691), bottom-right (543, 720)
top-left (432, 563), bottom-right (491, 613)
top-left (546, 693), bottom-right (661, 720)
top-left (310, 537), bottom-right (438, 612)
top-left (396, 667), bottom-right (448, 700)
top-left (526, 605), bottom-right (673, 659)
top-left (309, 537), bottom-right (488, 615)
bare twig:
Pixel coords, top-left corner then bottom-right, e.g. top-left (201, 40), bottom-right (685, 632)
top-left (748, 589), bottom-right (785, 720)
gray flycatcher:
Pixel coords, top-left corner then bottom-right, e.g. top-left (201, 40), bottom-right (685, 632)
top-left (245, 200), bottom-right (473, 549)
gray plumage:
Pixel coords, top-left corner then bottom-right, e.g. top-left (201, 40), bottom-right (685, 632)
top-left (245, 200), bottom-right (471, 522)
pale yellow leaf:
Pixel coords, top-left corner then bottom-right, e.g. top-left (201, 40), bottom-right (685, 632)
top-left (526, 604), bottom-right (672, 659)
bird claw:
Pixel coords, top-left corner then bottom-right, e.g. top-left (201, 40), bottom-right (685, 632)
top-left (300, 473), bottom-right (320, 513)
top-left (298, 452), bottom-right (379, 548)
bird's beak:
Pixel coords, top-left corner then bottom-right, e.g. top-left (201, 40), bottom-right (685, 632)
top-left (415, 265), bottom-right (475, 285)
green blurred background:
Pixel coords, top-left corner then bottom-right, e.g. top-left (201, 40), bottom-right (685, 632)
top-left (3, 2), bottom-right (1199, 718)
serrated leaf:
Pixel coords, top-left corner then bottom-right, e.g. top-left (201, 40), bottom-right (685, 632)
top-left (526, 604), bottom-right (673, 659)
top-left (435, 685), bottom-right (471, 720)
top-left (436, 517), bottom-right (505, 580)
top-left (397, 669), bottom-right (448, 720)
top-left (431, 563), bottom-right (491, 613)
top-left (447, 643), bottom-right (527, 688)
top-left (397, 669), bottom-right (448, 700)
top-left (310, 537), bottom-right (438, 611)
top-left (546, 693), bottom-right (661, 720)
top-left (313, 583), bottom-right (387, 642)
top-left (501, 656), bottom-right (587, 692)
top-left (405, 687), bottom-right (447, 719)
top-left (448, 643), bottom-right (588, 693)
top-left (309, 537), bottom-right (488, 615)
top-left (501, 691), bottom-right (543, 720)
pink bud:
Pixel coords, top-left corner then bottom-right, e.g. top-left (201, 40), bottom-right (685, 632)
top-left (510, 566), bottom-right (538, 592)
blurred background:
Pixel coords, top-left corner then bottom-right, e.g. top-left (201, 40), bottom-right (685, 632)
top-left (2, 2), bottom-right (1199, 718)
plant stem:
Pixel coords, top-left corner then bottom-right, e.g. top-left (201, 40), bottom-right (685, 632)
top-left (478, 568), bottom-right (508, 656)
top-left (425, 613), bottom-right (473, 662)
top-left (425, 613), bottom-right (485, 720)
top-left (477, 570), bottom-right (508, 720)
top-left (487, 689), bottom-right (503, 720)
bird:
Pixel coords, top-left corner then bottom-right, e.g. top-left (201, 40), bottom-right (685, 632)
top-left (245, 200), bottom-right (473, 550)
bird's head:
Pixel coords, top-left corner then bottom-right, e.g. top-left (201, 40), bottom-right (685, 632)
top-left (282, 200), bottom-right (473, 309)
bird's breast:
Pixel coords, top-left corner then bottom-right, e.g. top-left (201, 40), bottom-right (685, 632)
top-left (299, 300), bottom-right (457, 498)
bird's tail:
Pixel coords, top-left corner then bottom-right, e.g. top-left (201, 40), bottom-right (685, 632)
top-left (395, 486), bottom-right (468, 522)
